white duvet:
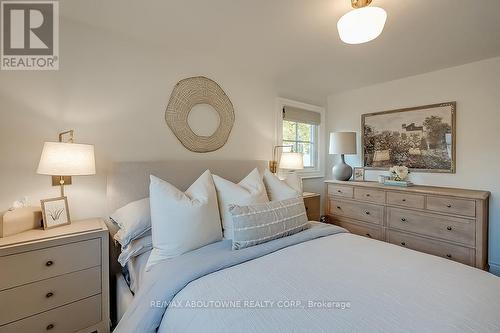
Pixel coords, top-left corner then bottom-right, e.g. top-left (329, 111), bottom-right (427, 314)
top-left (159, 233), bottom-right (500, 333)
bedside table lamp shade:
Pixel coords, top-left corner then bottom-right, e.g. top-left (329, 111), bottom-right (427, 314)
top-left (37, 141), bottom-right (95, 196)
top-left (37, 142), bottom-right (95, 176)
top-left (279, 152), bottom-right (304, 170)
top-left (329, 132), bottom-right (357, 181)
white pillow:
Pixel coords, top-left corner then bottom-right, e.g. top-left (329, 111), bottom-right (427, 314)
top-left (263, 169), bottom-right (302, 201)
top-left (146, 170), bottom-right (222, 270)
top-left (213, 168), bottom-right (269, 239)
top-left (111, 198), bottom-right (151, 247)
top-left (117, 233), bottom-right (152, 267)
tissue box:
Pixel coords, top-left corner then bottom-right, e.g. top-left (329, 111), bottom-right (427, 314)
top-left (1, 207), bottom-right (43, 238)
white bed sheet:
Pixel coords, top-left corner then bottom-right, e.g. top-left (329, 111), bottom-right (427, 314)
top-left (116, 250), bottom-right (150, 324)
top-left (116, 273), bottom-right (134, 322)
top-left (126, 249), bottom-right (150, 294)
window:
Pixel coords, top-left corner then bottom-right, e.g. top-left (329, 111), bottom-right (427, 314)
top-left (282, 120), bottom-right (317, 168)
top-left (277, 99), bottom-right (325, 178)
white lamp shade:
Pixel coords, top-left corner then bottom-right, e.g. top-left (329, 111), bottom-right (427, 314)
top-left (279, 152), bottom-right (304, 170)
top-left (329, 132), bottom-right (357, 155)
top-left (337, 7), bottom-right (387, 44)
top-left (37, 142), bottom-right (96, 176)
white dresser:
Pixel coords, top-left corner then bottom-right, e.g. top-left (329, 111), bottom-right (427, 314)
top-left (325, 180), bottom-right (490, 270)
top-left (0, 219), bottom-right (109, 333)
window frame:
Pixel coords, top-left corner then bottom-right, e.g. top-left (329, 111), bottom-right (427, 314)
top-left (275, 98), bottom-right (325, 178)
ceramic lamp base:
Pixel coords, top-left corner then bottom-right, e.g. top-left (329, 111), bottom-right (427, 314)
top-left (332, 154), bottom-right (353, 181)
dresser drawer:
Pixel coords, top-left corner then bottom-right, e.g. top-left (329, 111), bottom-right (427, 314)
top-left (388, 230), bottom-right (474, 266)
top-left (387, 192), bottom-right (425, 209)
top-left (426, 196), bottom-right (476, 217)
top-left (354, 188), bottom-right (386, 204)
top-left (0, 238), bottom-right (101, 291)
top-left (334, 219), bottom-right (383, 241)
top-left (387, 208), bottom-right (475, 246)
top-left (0, 294), bottom-right (101, 333)
top-left (327, 184), bottom-right (353, 198)
top-left (0, 267), bottom-right (101, 325)
top-left (329, 199), bottom-right (384, 225)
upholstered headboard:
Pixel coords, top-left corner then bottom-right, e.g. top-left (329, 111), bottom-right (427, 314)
top-left (106, 160), bottom-right (268, 213)
top-left (105, 160), bottom-right (267, 325)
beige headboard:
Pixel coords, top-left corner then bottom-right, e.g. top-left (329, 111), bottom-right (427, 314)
top-left (106, 160), bottom-right (268, 214)
top-left (105, 160), bottom-right (268, 324)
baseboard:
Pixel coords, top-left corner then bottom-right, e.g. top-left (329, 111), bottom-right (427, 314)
top-left (489, 262), bottom-right (500, 276)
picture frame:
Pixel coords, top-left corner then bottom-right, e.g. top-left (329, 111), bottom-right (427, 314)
top-left (40, 197), bottom-right (71, 230)
top-left (362, 102), bottom-right (456, 173)
top-left (353, 167), bottom-right (365, 181)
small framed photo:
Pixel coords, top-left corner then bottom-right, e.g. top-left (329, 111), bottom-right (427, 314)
top-left (41, 197), bottom-right (71, 230)
top-left (353, 167), bottom-right (365, 181)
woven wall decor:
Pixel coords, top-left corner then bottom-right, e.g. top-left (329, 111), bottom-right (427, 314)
top-left (165, 76), bottom-right (235, 153)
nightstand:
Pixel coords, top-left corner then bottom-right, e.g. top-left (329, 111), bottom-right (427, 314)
top-left (0, 218), bottom-right (110, 333)
top-left (303, 192), bottom-right (321, 221)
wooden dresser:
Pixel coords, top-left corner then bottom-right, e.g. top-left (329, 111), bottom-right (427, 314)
top-left (0, 219), bottom-right (110, 333)
top-left (325, 180), bottom-right (490, 270)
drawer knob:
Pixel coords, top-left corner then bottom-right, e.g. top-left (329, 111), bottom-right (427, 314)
top-left (446, 226), bottom-right (452, 231)
top-left (401, 242), bottom-right (406, 246)
top-left (45, 260), bottom-right (54, 267)
top-left (337, 190), bottom-right (342, 193)
top-left (365, 211), bottom-right (370, 215)
top-left (366, 194), bottom-right (371, 197)
top-left (446, 204), bottom-right (452, 208)
top-left (46, 324), bottom-right (55, 330)
top-left (401, 218), bottom-right (407, 222)
top-left (336, 206), bottom-right (342, 210)
top-left (446, 254), bottom-right (452, 259)
top-left (365, 233), bottom-right (372, 238)
top-left (402, 199), bottom-right (407, 202)
top-left (46, 292), bottom-right (54, 298)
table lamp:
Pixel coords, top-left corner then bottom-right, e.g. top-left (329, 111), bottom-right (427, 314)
top-left (37, 130), bottom-right (96, 197)
top-left (329, 132), bottom-right (357, 181)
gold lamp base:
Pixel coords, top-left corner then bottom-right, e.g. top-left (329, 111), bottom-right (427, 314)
top-left (351, 0), bottom-right (372, 9)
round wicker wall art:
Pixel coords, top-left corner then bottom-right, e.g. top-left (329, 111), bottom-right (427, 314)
top-left (165, 76), bottom-right (235, 153)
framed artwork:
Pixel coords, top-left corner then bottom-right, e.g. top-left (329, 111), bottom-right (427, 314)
top-left (41, 197), bottom-right (71, 229)
top-left (362, 102), bottom-right (456, 173)
top-left (353, 167), bottom-right (365, 181)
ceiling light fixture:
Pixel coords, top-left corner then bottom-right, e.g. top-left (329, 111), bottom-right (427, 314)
top-left (337, 0), bottom-right (387, 44)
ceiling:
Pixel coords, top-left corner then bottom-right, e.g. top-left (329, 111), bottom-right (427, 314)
top-left (62, 0), bottom-right (500, 104)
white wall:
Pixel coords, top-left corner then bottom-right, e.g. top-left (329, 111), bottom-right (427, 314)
top-left (0, 19), bottom-right (322, 222)
top-left (326, 56), bottom-right (500, 275)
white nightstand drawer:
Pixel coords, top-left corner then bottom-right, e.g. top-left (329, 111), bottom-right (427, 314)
top-left (0, 267), bottom-right (101, 325)
top-left (0, 238), bottom-right (101, 291)
top-left (0, 294), bottom-right (101, 333)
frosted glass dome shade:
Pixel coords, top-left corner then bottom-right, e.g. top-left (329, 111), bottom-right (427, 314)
top-left (337, 7), bottom-right (387, 44)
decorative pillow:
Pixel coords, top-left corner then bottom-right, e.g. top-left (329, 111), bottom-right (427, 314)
top-left (146, 170), bottom-right (222, 270)
top-left (213, 168), bottom-right (269, 239)
top-left (263, 169), bottom-right (302, 201)
top-left (229, 197), bottom-right (309, 250)
top-left (118, 233), bottom-right (152, 267)
top-left (111, 198), bottom-right (151, 247)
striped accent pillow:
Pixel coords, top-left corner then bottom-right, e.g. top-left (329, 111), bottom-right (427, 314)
top-left (229, 197), bottom-right (310, 250)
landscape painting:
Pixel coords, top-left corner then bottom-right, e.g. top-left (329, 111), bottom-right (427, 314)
top-left (362, 102), bottom-right (456, 173)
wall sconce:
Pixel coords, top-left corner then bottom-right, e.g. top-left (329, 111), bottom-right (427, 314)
top-left (269, 145), bottom-right (304, 173)
top-left (37, 130), bottom-right (96, 197)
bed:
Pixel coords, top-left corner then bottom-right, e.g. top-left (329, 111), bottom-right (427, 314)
top-left (107, 161), bottom-right (500, 333)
